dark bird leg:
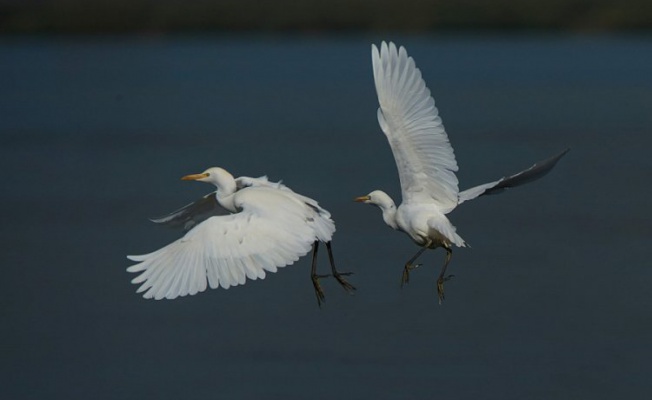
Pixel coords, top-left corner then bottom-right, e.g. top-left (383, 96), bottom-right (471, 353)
top-left (401, 239), bottom-right (432, 287)
top-left (325, 241), bottom-right (356, 293)
top-left (436, 245), bottom-right (455, 304)
top-left (310, 241), bottom-right (326, 307)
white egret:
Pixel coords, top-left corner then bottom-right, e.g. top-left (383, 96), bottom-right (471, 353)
top-left (127, 167), bottom-right (355, 305)
top-left (356, 41), bottom-right (568, 303)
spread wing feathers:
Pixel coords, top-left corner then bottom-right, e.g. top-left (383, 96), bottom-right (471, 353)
top-left (148, 176), bottom-right (280, 231)
top-left (127, 187), bottom-right (324, 300)
top-left (149, 192), bottom-right (227, 231)
top-left (458, 148), bottom-right (570, 205)
top-left (372, 41), bottom-right (459, 213)
top-left (150, 175), bottom-right (332, 237)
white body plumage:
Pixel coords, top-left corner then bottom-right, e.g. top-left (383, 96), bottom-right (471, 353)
top-left (127, 167), bottom-right (337, 300)
top-left (357, 41), bottom-right (567, 302)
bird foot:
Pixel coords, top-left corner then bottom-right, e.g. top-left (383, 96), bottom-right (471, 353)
top-left (401, 263), bottom-right (422, 287)
top-left (311, 271), bottom-right (356, 307)
top-left (436, 274), bottom-right (455, 305)
top-left (333, 271), bottom-right (356, 294)
top-left (311, 274), bottom-right (326, 308)
top-left (315, 272), bottom-right (356, 294)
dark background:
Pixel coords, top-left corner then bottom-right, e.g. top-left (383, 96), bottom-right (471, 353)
top-left (1, 2), bottom-right (651, 399)
top-left (2, 0), bottom-right (652, 33)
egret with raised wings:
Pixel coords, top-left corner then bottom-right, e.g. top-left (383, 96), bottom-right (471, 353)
top-left (128, 167), bottom-right (355, 306)
top-left (355, 41), bottom-right (568, 303)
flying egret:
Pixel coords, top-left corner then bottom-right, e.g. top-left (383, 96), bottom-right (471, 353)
top-left (356, 41), bottom-right (568, 303)
top-left (127, 167), bottom-right (355, 306)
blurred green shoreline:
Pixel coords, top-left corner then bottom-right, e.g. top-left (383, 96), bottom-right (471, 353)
top-left (1, 0), bottom-right (651, 34)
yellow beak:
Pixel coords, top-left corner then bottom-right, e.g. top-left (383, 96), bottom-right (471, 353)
top-left (354, 195), bottom-right (370, 202)
top-left (181, 173), bottom-right (209, 181)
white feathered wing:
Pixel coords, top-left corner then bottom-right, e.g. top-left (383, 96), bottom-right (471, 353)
top-left (372, 41), bottom-right (460, 214)
top-left (127, 186), bottom-right (334, 300)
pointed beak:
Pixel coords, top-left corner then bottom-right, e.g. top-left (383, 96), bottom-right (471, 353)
top-left (354, 195), bottom-right (370, 203)
top-left (181, 173), bottom-right (209, 181)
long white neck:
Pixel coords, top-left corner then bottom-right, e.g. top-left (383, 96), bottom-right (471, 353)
top-left (208, 168), bottom-right (238, 212)
top-left (382, 205), bottom-right (398, 230)
top-left (371, 190), bottom-right (399, 230)
top-left (215, 189), bottom-right (237, 213)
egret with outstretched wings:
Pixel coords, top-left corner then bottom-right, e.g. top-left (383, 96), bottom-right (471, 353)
top-left (356, 41), bottom-right (568, 303)
top-left (128, 167), bottom-right (355, 306)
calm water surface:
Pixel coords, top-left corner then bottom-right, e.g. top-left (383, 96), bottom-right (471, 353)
top-left (1, 34), bottom-right (651, 399)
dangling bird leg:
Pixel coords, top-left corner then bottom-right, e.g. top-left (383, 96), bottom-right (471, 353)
top-left (436, 245), bottom-right (455, 304)
top-left (310, 241), bottom-right (326, 307)
top-left (325, 241), bottom-right (356, 294)
top-left (401, 239), bottom-right (431, 287)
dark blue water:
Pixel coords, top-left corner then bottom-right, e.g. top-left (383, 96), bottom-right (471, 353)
top-left (1, 34), bottom-right (651, 399)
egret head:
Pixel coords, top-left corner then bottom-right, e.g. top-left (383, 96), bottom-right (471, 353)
top-left (355, 190), bottom-right (398, 229)
top-left (354, 190), bottom-right (395, 209)
top-left (182, 167), bottom-right (236, 194)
